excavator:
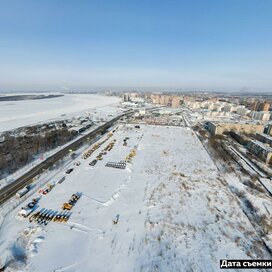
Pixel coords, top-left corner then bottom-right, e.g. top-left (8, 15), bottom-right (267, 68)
top-left (62, 193), bottom-right (81, 210)
top-left (62, 203), bottom-right (73, 210)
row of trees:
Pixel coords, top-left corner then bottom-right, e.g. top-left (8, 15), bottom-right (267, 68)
top-left (0, 128), bottom-right (77, 179)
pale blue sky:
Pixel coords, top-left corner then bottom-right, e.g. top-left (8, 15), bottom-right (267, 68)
top-left (0, 0), bottom-right (272, 92)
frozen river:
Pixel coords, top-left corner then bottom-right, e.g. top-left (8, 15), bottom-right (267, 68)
top-left (0, 93), bottom-right (121, 132)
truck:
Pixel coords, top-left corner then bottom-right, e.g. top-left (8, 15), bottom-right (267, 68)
top-left (27, 198), bottom-right (39, 208)
top-left (16, 185), bottom-right (31, 198)
top-left (56, 176), bottom-right (65, 184)
top-left (62, 203), bottom-right (73, 210)
top-left (112, 214), bottom-right (120, 224)
top-left (18, 207), bottom-right (34, 218)
top-left (17, 198), bottom-right (39, 218)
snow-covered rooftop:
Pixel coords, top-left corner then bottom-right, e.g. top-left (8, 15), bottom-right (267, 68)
top-left (250, 140), bottom-right (272, 152)
top-left (257, 132), bottom-right (272, 142)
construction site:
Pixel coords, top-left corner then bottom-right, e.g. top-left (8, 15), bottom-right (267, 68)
top-left (0, 124), bottom-right (272, 271)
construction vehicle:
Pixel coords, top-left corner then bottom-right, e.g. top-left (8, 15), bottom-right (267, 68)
top-left (40, 210), bottom-right (52, 225)
top-left (64, 212), bottom-right (71, 222)
top-left (29, 212), bottom-right (38, 222)
top-left (47, 211), bottom-right (58, 224)
top-left (62, 203), bottom-right (73, 210)
top-left (36, 209), bottom-right (48, 224)
top-left (54, 212), bottom-right (64, 222)
top-left (60, 212), bottom-right (69, 222)
top-left (62, 192), bottom-right (81, 210)
top-left (96, 154), bottom-right (103, 160)
top-left (112, 214), bottom-right (120, 224)
top-left (27, 198), bottom-right (39, 208)
top-left (18, 207), bottom-right (33, 218)
top-left (125, 148), bottom-right (136, 162)
top-left (72, 193), bottom-right (80, 200)
top-left (89, 159), bottom-right (97, 166)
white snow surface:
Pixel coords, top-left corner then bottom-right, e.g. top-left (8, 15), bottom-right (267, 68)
top-left (0, 125), bottom-right (270, 271)
top-left (0, 94), bottom-right (121, 132)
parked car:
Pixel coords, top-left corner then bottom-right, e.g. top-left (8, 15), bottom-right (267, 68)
top-left (65, 168), bottom-right (74, 174)
top-left (89, 159), bottom-right (97, 166)
top-left (42, 187), bottom-right (51, 195)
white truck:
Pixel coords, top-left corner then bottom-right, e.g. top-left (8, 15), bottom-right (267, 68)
top-left (16, 185), bottom-right (31, 198)
top-left (18, 207), bottom-right (33, 218)
top-left (17, 198), bottom-right (39, 218)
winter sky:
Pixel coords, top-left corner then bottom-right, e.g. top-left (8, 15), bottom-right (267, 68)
top-left (0, 0), bottom-right (271, 92)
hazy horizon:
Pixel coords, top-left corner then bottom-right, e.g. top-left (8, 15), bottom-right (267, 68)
top-left (1, 88), bottom-right (272, 96)
top-left (1, 0), bottom-right (272, 92)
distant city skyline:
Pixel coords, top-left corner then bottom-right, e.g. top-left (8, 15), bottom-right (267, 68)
top-left (0, 0), bottom-right (272, 92)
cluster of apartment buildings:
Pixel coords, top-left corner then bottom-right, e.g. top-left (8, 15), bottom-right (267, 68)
top-left (122, 92), bottom-right (145, 104)
top-left (206, 121), bottom-right (265, 136)
top-left (247, 141), bottom-right (272, 164)
top-left (185, 99), bottom-right (271, 121)
top-left (122, 92), bottom-right (181, 108)
top-left (148, 94), bottom-right (181, 108)
top-left (206, 121), bottom-right (272, 164)
top-left (246, 101), bottom-right (270, 112)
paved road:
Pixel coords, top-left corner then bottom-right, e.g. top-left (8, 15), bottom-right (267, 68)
top-left (0, 112), bottom-right (132, 205)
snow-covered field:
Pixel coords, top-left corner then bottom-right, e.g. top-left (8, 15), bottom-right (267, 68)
top-left (0, 125), bottom-right (270, 271)
top-left (0, 94), bottom-right (121, 132)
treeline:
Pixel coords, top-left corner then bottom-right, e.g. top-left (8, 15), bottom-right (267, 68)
top-left (0, 94), bottom-right (63, 101)
top-left (0, 128), bottom-right (77, 179)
